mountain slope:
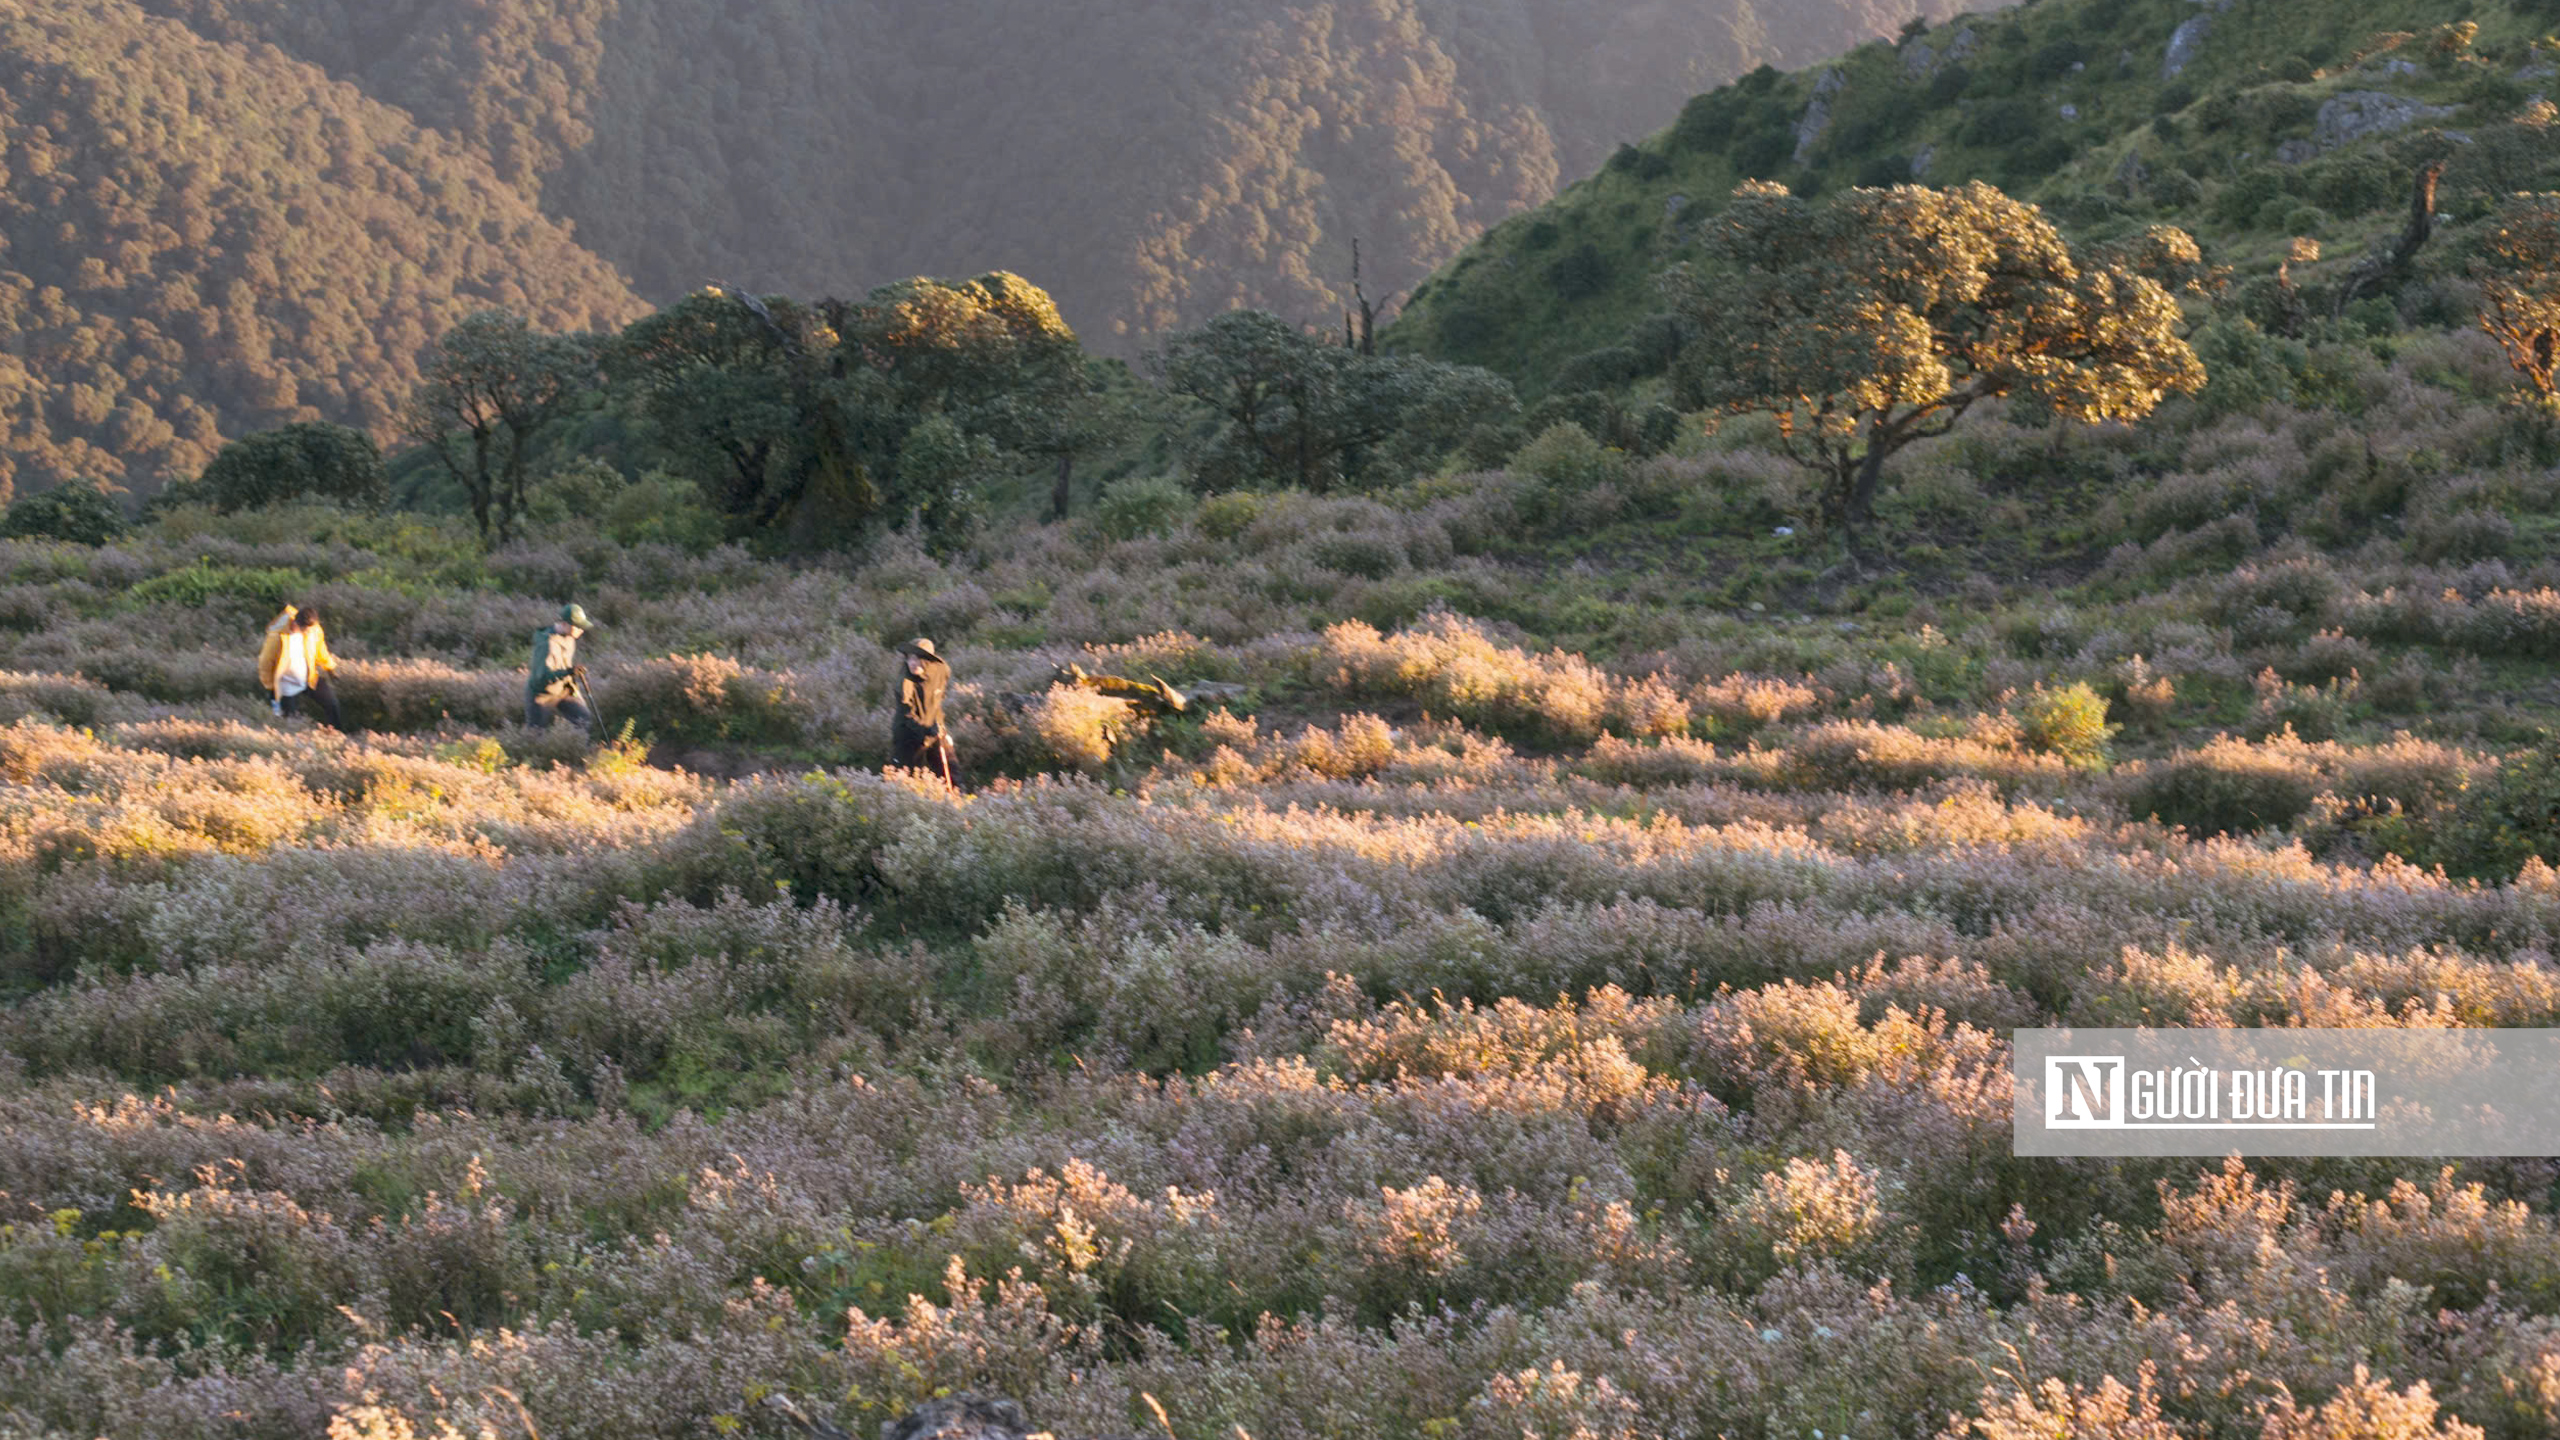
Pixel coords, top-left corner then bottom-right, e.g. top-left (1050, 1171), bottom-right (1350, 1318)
top-left (1390, 0), bottom-right (2560, 394)
top-left (1, 0), bottom-right (2001, 490)
top-left (319, 0), bottom-right (1998, 346)
top-left (0, 0), bottom-right (645, 495)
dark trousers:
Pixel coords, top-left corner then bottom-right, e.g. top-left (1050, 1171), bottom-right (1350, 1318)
top-left (279, 675), bottom-right (342, 729)
top-left (890, 724), bottom-right (951, 780)
top-left (528, 695), bottom-right (594, 732)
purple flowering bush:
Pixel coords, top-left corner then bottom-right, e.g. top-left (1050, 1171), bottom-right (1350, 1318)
top-left (3, 342), bottom-right (2560, 1438)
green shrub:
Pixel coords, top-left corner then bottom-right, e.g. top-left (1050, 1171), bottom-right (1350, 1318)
top-left (1960, 100), bottom-right (2037, 148)
top-left (3, 482), bottom-right (127, 546)
top-left (1195, 491), bottom-right (1269, 541)
top-left (1093, 474), bottom-right (1194, 541)
top-left (2429, 736), bottom-right (2560, 882)
top-left (1512, 422), bottom-right (1624, 491)
top-left (2015, 683), bottom-right (2117, 764)
top-left (2127, 735), bottom-right (2322, 835)
top-left (527, 461), bottom-right (725, 553)
top-left (124, 561), bottom-right (315, 613)
top-left (1544, 243), bottom-right (1612, 301)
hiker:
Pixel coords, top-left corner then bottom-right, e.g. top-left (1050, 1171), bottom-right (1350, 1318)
top-left (890, 637), bottom-right (954, 783)
top-left (259, 602), bottom-right (342, 727)
top-left (527, 603), bottom-right (598, 733)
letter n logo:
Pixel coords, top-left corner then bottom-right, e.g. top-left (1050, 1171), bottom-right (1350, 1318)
top-left (2045, 1056), bottom-right (2125, 1128)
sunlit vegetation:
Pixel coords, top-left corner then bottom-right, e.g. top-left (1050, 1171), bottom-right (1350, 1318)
top-left (12, 0), bottom-right (2560, 1435)
top-left (2, 303), bottom-right (2560, 1429)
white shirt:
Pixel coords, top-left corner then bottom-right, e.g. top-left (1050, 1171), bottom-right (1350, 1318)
top-left (275, 631), bottom-right (311, 697)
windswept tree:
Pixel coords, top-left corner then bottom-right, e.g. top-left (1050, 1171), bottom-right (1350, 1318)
top-left (405, 311), bottom-right (599, 544)
top-left (1152, 310), bottom-right (1516, 493)
top-left (1666, 181), bottom-right (2204, 549)
top-left (2476, 192), bottom-right (2560, 403)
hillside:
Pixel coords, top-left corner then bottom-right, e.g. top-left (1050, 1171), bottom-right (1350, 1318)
top-left (0, 0), bottom-right (1995, 493)
top-left (0, 0), bottom-right (648, 496)
top-left (1393, 0), bottom-right (2560, 393)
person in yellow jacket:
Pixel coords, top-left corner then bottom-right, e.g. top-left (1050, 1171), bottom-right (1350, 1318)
top-left (256, 602), bottom-right (343, 727)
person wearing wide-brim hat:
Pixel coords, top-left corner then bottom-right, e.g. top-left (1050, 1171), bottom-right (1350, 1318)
top-left (527, 602), bottom-right (600, 733)
top-left (890, 636), bottom-right (954, 783)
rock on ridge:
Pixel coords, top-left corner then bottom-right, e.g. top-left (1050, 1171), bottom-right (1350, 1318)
top-left (2313, 90), bottom-right (2457, 149)
top-left (2162, 0), bottom-right (2236, 81)
top-left (1794, 68), bottom-right (1850, 164)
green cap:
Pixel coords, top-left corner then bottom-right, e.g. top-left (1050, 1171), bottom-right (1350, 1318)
top-left (561, 603), bottom-right (595, 629)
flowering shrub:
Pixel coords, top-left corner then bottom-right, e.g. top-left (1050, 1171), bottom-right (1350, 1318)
top-left (2013, 682), bottom-right (2116, 764)
top-left (0, 464), bottom-right (2550, 1440)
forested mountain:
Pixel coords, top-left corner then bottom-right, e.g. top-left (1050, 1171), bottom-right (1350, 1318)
top-left (0, 0), bottom-right (1989, 493)
top-left (0, 0), bottom-right (646, 495)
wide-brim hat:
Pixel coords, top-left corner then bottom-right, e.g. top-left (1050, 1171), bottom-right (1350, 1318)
top-left (905, 637), bottom-right (941, 661)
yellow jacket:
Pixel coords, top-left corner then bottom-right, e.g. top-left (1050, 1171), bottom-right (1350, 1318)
top-left (256, 606), bottom-right (338, 696)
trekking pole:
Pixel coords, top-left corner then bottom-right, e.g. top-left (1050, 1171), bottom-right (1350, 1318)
top-left (572, 667), bottom-right (604, 736)
top-left (934, 735), bottom-right (960, 790)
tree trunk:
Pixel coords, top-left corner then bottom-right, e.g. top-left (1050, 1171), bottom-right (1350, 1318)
top-left (1848, 441), bottom-right (1889, 529)
top-left (2335, 159), bottom-right (2444, 317)
top-left (468, 425), bottom-right (495, 545)
top-left (1049, 452), bottom-right (1074, 522)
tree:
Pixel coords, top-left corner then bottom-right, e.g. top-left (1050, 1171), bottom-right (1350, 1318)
top-left (608, 273), bottom-right (1101, 549)
top-left (2, 479), bottom-right (127, 546)
top-left (609, 289), bottom-right (872, 543)
top-left (199, 423), bottom-right (389, 513)
top-left (843, 274), bottom-right (1096, 525)
top-left (405, 311), bottom-right (599, 545)
top-left (2476, 193), bottom-right (2560, 402)
top-left (2334, 160), bottom-right (2446, 320)
top-left (1666, 181), bottom-right (2204, 550)
top-left (1151, 310), bottom-right (1515, 493)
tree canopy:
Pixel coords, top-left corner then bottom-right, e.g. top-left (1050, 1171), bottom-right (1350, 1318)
top-left (1154, 311), bottom-right (1518, 494)
top-left (405, 313), bottom-right (602, 544)
top-left (199, 423), bottom-right (389, 514)
top-left (1666, 180), bottom-right (2204, 544)
top-left (609, 274), bottom-right (1100, 548)
top-left (2476, 192), bottom-right (2560, 402)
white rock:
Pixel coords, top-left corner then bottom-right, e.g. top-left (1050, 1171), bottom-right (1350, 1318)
top-left (2162, 15), bottom-right (2213, 80)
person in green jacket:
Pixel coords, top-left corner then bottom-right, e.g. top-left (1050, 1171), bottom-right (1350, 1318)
top-left (527, 602), bottom-right (598, 732)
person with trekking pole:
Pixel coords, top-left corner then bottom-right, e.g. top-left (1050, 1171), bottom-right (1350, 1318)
top-left (890, 637), bottom-right (956, 786)
top-left (527, 602), bottom-right (600, 735)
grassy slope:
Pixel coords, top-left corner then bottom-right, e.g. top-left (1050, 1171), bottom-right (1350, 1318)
top-left (1390, 0), bottom-right (2554, 394)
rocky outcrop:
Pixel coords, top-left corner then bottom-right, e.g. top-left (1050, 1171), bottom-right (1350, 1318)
top-left (2313, 91), bottom-right (2456, 149)
top-left (2161, 0), bottom-right (2235, 81)
top-left (1793, 68), bottom-right (1849, 164)
top-left (2162, 15), bottom-right (2213, 80)
top-left (1902, 25), bottom-right (1977, 80)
